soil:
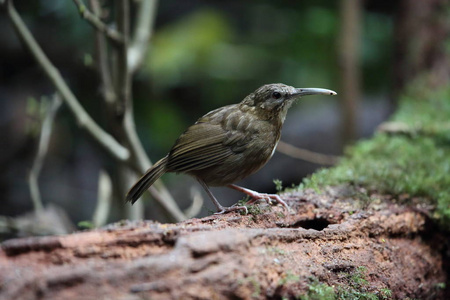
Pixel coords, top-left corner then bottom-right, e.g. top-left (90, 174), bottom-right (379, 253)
top-left (0, 186), bottom-right (448, 300)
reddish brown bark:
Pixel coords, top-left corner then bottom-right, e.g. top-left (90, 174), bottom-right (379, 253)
top-left (1, 187), bottom-right (447, 300)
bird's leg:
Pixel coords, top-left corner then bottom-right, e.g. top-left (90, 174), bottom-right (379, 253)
top-left (197, 179), bottom-right (248, 215)
top-left (227, 184), bottom-right (289, 210)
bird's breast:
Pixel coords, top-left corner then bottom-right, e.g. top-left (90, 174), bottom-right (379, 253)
top-left (210, 113), bottom-right (281, 185)
top-left (184, 106), bottom-right (282, 186)
top-left (222, 109), bottom-right (281, 155)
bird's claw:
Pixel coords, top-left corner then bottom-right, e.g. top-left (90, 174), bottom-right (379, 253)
top-left (247, 193), bottom-right (289, 211)
top-left (227, 185), bottom-right (290, 212)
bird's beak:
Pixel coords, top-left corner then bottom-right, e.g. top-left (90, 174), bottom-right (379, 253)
top-left (292, 88), bottom-right (337, 98)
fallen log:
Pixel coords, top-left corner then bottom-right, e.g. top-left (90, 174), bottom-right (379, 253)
top-left (0, 187), bottom-right (447, 300)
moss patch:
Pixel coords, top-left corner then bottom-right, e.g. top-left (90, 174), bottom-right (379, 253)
top-left (300, 85), bottom-right (450, 228)
top-left (299, 267), bottom-right (393, 300)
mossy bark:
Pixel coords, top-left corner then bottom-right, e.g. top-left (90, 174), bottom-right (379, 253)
top-left (1, 187), bottom-right (447, 299)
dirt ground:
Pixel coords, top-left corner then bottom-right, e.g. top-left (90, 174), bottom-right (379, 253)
top-left (0, 186), bottom-right (448, 299)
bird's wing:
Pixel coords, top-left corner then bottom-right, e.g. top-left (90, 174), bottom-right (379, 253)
top-left (167, 109), bottom-right (250, 172)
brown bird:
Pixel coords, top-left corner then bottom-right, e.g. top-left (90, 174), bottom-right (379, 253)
top-left (126, 83), bottom-right (336, 214)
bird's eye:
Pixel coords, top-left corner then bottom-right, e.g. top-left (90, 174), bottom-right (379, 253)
top-left (272, 92), bottom-right (282, 99)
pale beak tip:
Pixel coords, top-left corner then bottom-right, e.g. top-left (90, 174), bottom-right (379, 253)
top-left (295, 88), bottom-right (338, 97)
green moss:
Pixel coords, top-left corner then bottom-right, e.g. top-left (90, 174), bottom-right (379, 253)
top-left (435, 282), bottom-right (446, 289)
top-left (298, 282), bottom-right (385, 300)
top-left (279, 271), bottom-right (300, 286)
top-left (335, 288), bottom-right (379, 300)
top-left (379, 288), bottom-right (392, 299)
top-left (349, 266), bottom-right (369, 288)
top-left (237, 197), bottom-right (268, 217)
top-left (299, 268), bottom-right (392, 300)
top-left (77, 220), bottom-right (94, 229)
top-left (394, 84), bottom-right (450, 137)
top-left (273, 179), bottom-right (284, 193)
top-left (299, 282), bottom-right (335, 300)
top-left (300, 85), bottom-right (450, 228)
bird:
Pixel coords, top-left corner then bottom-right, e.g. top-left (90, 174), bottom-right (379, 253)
top-left (126, 83), bottom-right (336, 214)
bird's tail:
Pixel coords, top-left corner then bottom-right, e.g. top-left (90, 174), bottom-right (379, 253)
top-left (126, 156), bottom-right (168, 204)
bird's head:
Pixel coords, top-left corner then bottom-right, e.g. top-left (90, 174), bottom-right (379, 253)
top-left (241, 83), bottom-right (337, 122)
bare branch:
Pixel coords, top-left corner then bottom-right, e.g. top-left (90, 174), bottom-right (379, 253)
top-left (0, 204), bottom-right (74, 237)
top-left (184, 187), bottom-right (204, 218)
top-left (28, 94), bottom-right (62, 212)
top-left (121, 104), bottom-right (187, 221)
top-left (5, 0), bottom-right (130, 162)
top-left (113, 0), bottom-right (145, 220)
top-left (72, 0), bottom-right (124, 44)
top-left (115, 0), bottom-right (131, 114)
top-left (276, 140), bottom-right (339, 166)
top-left (120, 167), bottom-right (144, 221)
top-left (113, 0), bottom-right (187, 221)
top-left (338, 0), bottom-right (362, 144)
top-left (4, 0), bottom-right (185, 221)
top-left (89, 0), bottom-right (116, 105)
top-left (92, 170), bottom-right (112, 227)
top-left (128, 0), bottom-right (159, 73)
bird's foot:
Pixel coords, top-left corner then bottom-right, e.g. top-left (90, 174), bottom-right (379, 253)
top-left (228, 184), bottom-right (289, 211)
top-left (247, 193), bottom-right (289, 210)
top-left (214, 204), bottom-right (248, 215)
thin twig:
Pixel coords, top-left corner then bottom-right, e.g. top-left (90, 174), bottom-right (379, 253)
top-left (114, 0), bottom-right (146, 220)
top-left (115, 0), bottom-right (131, 116)
top-left (276, 140), bottom-right (340, 166)
top-left (184, 187), bottom-right (204, 218)
top-left (80, 0), bottom-right (184, 221)
top-left (120, 88), bottom-right (186, 220)
top-left (114, 0), bottom-right (186, 221)
top-left (28, 94), bottom-right (62, 212)
top-left (89, 0), bottom-right (116, 105)
top-left (121, 166), bottom-right (144, 221)
top-left (128, 0), bottom-right (159, 74)
top-left (72, 0), bottom-right (124, 44)
top-left (92, 170), bottom-right (112, 227)
top-left (87, 0), bottom-right (143, 221)
top-left (5, 0), bottom-right (130, 162)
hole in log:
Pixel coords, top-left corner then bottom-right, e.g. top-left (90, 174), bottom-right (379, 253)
top-left (284, 218), bottom-right (331, 230)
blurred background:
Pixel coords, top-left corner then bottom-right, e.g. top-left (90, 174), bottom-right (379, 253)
top-left (0, 0), bottom-right (447, 238)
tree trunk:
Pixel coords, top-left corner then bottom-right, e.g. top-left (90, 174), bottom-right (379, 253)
top-left (338, 0), bottom-right (362, 146)
top-left (394, 0), bottom-right (450, 95)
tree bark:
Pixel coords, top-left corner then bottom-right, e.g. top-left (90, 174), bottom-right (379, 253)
top-left (394, 0), bottom-right (450, 95)
top-left (338, 0), bottom-right (362, 146)
top-left (1, 187), bottom-right (447, 300)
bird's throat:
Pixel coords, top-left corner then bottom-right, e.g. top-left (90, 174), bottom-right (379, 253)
top-left (239, 100), bottom-right (291, 126)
